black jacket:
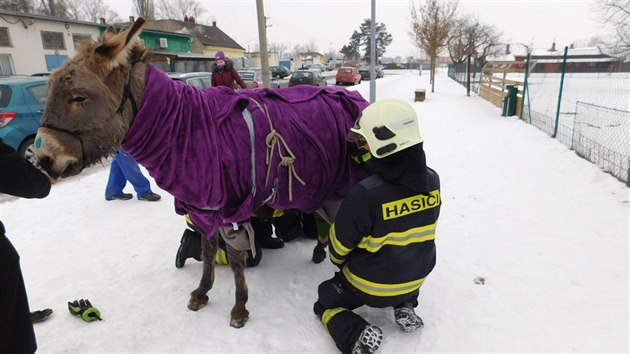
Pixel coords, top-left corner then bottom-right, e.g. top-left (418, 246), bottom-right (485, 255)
top-left (0, 139), bottom-right (51, 233)
top-left (329, 144), bottom-right (441, 307)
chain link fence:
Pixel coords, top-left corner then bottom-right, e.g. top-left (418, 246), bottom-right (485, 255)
top-left (519, 51), bottom-right (630, 183)
top-left (447, 61), bottom-right (482, 93)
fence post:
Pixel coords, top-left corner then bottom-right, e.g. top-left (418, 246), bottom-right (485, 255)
top-left (520, 53), bottom-right (531, 120)
top-left (553, 46), bottom-right (569, 139)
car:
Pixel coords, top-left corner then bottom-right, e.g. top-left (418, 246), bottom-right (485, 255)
top-left (357, 65), bottom-right (384, 80)
top-left (237, 69), bottom-right (280, 89)
top-left (336, 67), bottom-right (362, 86)
top-left (325, 62), bottom-right (335, 71)
top-left (307, 63), bottom-right (326, 72)
top-left (288, 69), bottom-right (328, 87)
top-left (167, 72), bottom-right (212, 88)
top-left (269, 65), bottom-right (291, 79)
top-left (0, 76), bottom-right (48, 164)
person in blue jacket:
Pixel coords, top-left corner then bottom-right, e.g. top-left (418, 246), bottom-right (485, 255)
top-left (313, 100), bottom-right (441, 354)
top-left (105, 149), bottom-right (161, 201)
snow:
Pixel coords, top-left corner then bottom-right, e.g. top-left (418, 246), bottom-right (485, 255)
top-left (1, 69), bottom-right (628, 353)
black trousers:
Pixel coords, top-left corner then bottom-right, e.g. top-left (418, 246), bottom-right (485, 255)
top-left (0, 232), bottom-right (36, 354)
top-left (314, 272), bottom-right (420, 353)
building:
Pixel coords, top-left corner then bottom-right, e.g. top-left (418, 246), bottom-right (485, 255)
top-left (245, 51), bottom-right (280, 68)
top-left (293, 51), bottom-right (325, 71)
top-left (140, 18), bottom-right (245, 60)
top-left (0, 9), bottom-right (197, 75)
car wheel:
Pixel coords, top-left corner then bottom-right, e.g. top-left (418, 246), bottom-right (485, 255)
top-left (18, 137), bottom-right (37, 165)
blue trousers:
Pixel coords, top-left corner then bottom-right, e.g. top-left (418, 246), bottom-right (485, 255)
top-left (105, 150), bottom-right (151, 199)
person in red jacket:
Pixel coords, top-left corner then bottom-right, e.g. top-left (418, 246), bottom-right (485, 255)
top-left (211, 51), bottom-right (247, 90)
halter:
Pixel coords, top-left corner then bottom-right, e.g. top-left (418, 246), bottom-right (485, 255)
top-left (41, 65), bottom-right (138, 165)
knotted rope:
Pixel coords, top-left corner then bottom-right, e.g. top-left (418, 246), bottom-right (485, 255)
top-left (249, 98), bottom-right (306, 202)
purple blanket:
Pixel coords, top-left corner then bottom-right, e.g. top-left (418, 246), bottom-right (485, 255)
top-left (122, 65), bottom-right (369, 237)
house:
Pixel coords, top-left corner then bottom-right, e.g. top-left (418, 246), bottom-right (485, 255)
top-left (245, 51), bottom-right (280, 68)
top-left (0, 9), bottom-right (196, 75)
top-left (294, 51), bottom-right (325, 71)
top-left (140, 18), bottom-right (246, 63)
top-left (514, 43), bottom-right (624, 73)
top-left (0, 9), bottom-right (105, 75)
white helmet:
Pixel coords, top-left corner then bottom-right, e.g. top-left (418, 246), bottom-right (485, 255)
top-left (350, 99), bottom-right (422, 158)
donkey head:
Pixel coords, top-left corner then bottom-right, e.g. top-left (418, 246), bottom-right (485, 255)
top-left (35, 18), bottom-right (147, 178)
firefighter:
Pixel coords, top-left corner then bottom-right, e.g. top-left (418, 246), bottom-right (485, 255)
top-left (313, 99), bottom-right (441, 354)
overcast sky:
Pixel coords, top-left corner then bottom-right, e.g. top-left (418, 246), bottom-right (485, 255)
top-left (102, 0), bottom-right (610, 58)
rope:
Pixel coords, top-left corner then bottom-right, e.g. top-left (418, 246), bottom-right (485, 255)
top-left (249, 98), bottom-right (306, 202)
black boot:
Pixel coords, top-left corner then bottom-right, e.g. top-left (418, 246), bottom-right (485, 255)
top-left (175, 228), bottom-right (202, 268)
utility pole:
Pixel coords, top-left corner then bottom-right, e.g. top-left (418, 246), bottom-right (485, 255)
top-left (256, 0), bottom-right (271, 88)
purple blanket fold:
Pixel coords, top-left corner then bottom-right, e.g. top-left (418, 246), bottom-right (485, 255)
top-left (122, 65), bottom-right (369, 237)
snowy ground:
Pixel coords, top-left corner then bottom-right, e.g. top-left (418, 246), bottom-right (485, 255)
top-left (1, 69), bottom-right (628, 353)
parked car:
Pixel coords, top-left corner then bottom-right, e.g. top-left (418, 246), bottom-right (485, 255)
top-left (167, 72), bottom-right (212, 88)
top-left (288, 69), bottom-right (328, 87)
top-left (238, 69), bottom-right (281, 89)
top-left (269, 65), bottom-right (291, 79)
top-left (325, 62), bottom-right (335, 71)
top-left (357, 65), bottom-right (384, 80)
top-left (307, 63), bottom-right (326, 72)
top-left (336, 67), bottom-right (362, 86)
top-left (0, 76), bottom-right (48, 164)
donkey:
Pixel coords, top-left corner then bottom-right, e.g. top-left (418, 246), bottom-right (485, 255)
top-left (34, 18), bottom-right (369, 328)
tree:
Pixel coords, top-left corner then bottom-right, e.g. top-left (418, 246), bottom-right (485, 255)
top-left (410, 0), bottom-right (458, 92)
top-left (358, 19), bottom-right (392, 64)
top-left (598, 0), bottom-right (630, 58)
top-left (133, 0), bottom-right (155, 19)
top-left (448, 15), bottom-right (502, 67)
top-left (340, 30), bottom-right (361, 66)
top-left (83, 0), bottom-right (122, 24)
top-left (341, 19), bottom-right (392, 65)
top-left (155, 0), bottom-right (206, 21)
top-left (0, 0), bottom-right (34, 12)
top-left (36, 0), bottom-right (69, 18)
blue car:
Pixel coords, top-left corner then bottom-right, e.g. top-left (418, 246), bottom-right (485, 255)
top-left (0, 76), bottom-right (48, 164)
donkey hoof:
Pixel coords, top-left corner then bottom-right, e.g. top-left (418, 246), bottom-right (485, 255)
top-left (230, 316), bottom-right (249, 328)
top-left (188, 292), bottom-right (209, 311)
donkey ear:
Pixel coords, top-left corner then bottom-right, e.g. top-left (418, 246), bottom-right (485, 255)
top-left (95, 17), bottom-right (146, 68)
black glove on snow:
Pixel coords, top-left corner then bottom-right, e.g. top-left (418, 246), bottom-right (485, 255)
top-left (68, 299), bottom-right (102, 322)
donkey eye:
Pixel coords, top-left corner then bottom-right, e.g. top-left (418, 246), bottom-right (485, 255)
top-left (72, 96), bottom-right (87, 103)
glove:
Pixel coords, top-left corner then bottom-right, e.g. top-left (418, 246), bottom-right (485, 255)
top-left (68, 299), bottom-right (102, 322)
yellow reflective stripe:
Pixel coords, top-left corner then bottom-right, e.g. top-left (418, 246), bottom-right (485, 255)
top-left (329, 223), bottom-right (351, 256)
top-left (322, 308), bottom-right (346, 332)
top-left (185, 214), bottom-right (193, 225)
top-left (272, 209), bottom-right (284, 217)
top-left (342, 266), bottom-right (426, 297)
top-left (215, 249), bottom-right (228, 265)
top-left (329, 252), bottom-right (345, 265)
top-left (357, 223), bottom-right (437, 253)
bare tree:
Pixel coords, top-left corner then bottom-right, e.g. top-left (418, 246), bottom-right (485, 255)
top-left (133, 0), bottom-right (155, 19)
top-left (36, 0), bottom-right (69, 18)
top-left (155, 0), bottom-right (206, 21)
top-left (0, 0), bottom-right (34, 12)
top-left (303, 39), bottom-right (318, 53)
top-left (83, 0), bottom-right (122, 23)
top-left (64, 0), bottom-right (82, 20)
top-left (599, 0), bottom-right (630, 58)
top-left (410, 0), bottom-right (458, 92)
top-left (447, 16), bottom-right (469, 63)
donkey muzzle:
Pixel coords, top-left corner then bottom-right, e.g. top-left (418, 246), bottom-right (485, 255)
top-left (34, 127), bottom-right (82, 178)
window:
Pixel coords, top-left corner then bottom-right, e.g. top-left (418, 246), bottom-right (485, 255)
top-left (0, 54), bottom-right (14, 76)
top-left (27, 84), bottom-right (48, 106)
top-left (0, 27), bottom-right (11, 47)
top-left (41, 31), bottom-right (65, 50)
top-left (72, 33), bottom-right (91, 49)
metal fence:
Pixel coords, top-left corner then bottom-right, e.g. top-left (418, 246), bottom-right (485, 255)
top-left (518, 50), bottom-right (630, 183)
top-left (447, 61), bottom-right (482, 93)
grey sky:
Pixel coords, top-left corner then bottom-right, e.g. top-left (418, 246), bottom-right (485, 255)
top-left (103, 0), bottom-right (610, 57)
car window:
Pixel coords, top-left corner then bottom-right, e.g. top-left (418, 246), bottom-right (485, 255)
top-left (185, 78), bottom-right (204, 88)
top-left (293, 71), bottom-right (312, 78)
top-left (200, 77), bottom-right (212, 88)
top-left (26, 84), bottom-right (47, 106)
top-left (240, 72), bottom-right (255, 80)
top-left (339, 68), bottom-right (352, 73)
top-left (0, 86), bottom-right (11, 108)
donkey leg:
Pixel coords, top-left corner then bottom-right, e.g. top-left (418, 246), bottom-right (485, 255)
top-left (225, 243), bottom-right (249, 328)
top-left (188, 234), bottom-right (218, 311)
